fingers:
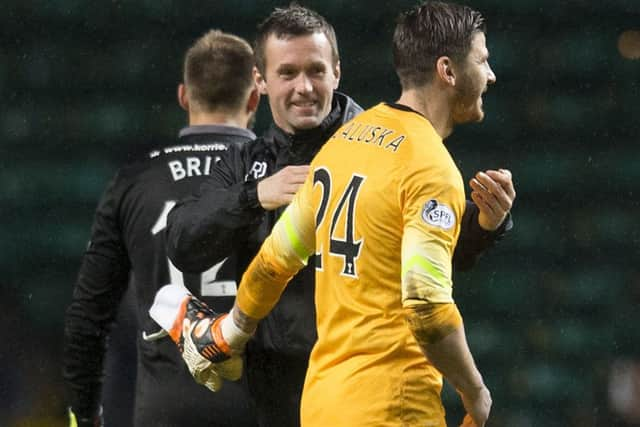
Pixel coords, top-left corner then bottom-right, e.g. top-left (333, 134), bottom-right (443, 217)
top-left (470, 190), bottom-right (494, 216)
top-left (469, 179), bottom-right (496, 212)
top-left (484, 169), bottom-right (516, 202)
top-left (289, 164), bottom-right (311, 177)
top-left (470, 170), bottom-right (514, 212)
top-left (488, 167), bottom-right (511, 181)
top-left (216, 355), bottom-right (244, 381)
top-left (472, 172), bottom-right (506, 210)
top-left (198, 367), bottom-right (223, 392)
top-left (258, 165), bottom-right (310, 210)
top-left (469, 168), bottom-right (515, 231)
top-left (195, 356), bottom-right (243, 392)
top-left (278, 165), bottom-right (310, 184)
top-left (282, 165), bottom-right (311, 173)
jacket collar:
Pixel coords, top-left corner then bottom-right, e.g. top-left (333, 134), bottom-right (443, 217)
top-left (179, 124), bottom-right (256, 140)
top-left (262, 91), bottom-right (363, 163)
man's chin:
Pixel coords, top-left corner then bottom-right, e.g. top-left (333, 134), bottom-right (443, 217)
top-left (290, 116), bottom-right (323, 132)
top-left (467, 103), bottom-right (485, 122)
top-left (453, 109), bottom-right (484, 125)
top-left (470, 98), bottom-right (484, 122)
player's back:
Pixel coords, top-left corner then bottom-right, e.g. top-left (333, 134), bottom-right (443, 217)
top-left (105, 127), bottom-right (257, 426)
top-left (301, 103), bottom-right (465, 427)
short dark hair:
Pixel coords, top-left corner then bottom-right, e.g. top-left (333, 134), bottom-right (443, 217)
top-left (254, 4), bottom-right (339, 74)
top-left (183, 30), bottom-right (254, 112)
top-left (393, 1), bottom-right (486, 89)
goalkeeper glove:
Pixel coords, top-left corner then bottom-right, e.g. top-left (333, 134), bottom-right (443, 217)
top-left (149, 284), bottom-right (251, 392)
top-left (68, 407), bottom-right (103, 427)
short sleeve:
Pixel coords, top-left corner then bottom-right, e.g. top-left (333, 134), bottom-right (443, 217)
top-left (400, 160), bottom-right (465, 305)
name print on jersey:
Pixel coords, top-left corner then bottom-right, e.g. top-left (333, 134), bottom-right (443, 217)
top-left (168, 156), bottom-right (219, 181)
top-left (336, 120), bottom-right (406, 152)
top-left (150, 143), bottom-right (230, 181)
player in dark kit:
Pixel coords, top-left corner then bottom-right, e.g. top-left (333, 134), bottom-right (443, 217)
top-left (63, 30), bottom-right (259, 427)
top-left (166, 6), bottom-right (515, 427)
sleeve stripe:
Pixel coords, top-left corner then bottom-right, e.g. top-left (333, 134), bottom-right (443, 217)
top-left (402, 254), bottom-right (448, 288)
top-left (281, 209), bottom-right (312, 262)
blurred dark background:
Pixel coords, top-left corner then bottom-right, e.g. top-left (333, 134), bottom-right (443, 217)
top-left (2, 1), bottom-right (639, 426)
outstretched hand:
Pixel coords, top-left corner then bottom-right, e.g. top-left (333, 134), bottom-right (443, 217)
top-left (469, 168), bottom-right (516, 231)
top-left (148, 285), bottom-right (252, 392)
top-left (179, 311), bottom-right (243, 392)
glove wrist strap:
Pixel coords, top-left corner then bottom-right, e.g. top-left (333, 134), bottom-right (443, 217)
top-left (221, 309), bottom-right (253, 352)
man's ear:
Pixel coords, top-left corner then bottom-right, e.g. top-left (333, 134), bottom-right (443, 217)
top-left (436, 57), bottom-right (456, 87)
top-left (177, 83), bottom-right (189, 111)
top-left (253, 66), bottom-right (268, 95)
top-left (247, 86), bottom-right (260, 114)
top-left (332, 60), bottom-right (341, 90)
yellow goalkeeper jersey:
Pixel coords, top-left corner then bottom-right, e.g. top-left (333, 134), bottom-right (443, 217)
top-left (237, 103), bottom-right (466, 426)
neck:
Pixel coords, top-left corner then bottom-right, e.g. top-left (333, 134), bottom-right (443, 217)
top-left (396, 85), bottom-right (453, 139)
top-left (188, 111), bottom-right (247, 128)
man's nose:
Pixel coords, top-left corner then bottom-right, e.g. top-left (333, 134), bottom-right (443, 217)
top-left (294, 73), bottom-right (313, 93)
top-left (487, 63), bottom-right (496, 85)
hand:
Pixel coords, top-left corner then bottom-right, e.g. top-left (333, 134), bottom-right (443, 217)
top-left (148, 285), bottom-right (252, 392)
top-left (257, 165), bottom-right (309, 210)
top-left (173, 298), bottom-right (244, 392)
top-left (469, 168), bottom-right (516, 231)
top-left (459, 384), bottom-right (492, 427)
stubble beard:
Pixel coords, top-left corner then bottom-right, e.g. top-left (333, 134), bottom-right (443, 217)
top-left (452, 72), bottom-right (485, 125)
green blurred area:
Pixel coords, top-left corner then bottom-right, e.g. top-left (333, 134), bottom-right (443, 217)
top-left (2, 0), bottom-right (639, 426)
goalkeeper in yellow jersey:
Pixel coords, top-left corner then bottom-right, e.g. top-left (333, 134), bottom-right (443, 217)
top-left (150, 1), bottom-right (515, 426)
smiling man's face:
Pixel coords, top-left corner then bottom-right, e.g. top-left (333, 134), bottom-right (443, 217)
top-left (256, 32), bottom-right (341, 134)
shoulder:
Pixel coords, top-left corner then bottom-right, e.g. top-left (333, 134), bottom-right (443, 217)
top-left (334, 91), bottom-right (363, 114)
top-left (244, 135), bottom-right (274, 160)
top-left (110, 156), bottom-right (151, 190)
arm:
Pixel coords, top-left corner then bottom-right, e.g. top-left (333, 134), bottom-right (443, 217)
top-left (166, 145), bottom-right (309, 273)
top-left (149, 179), bottom-right (315, 388)
top-left (400, 160), bottom-right (491, 425)
top-left (453, 201), bottom-right (512, 271)
top-left (401, 241), bottom-right (491, 426)
top-left (453, 169), bottom-right (516, 271)
top-left (166, 148), bottom-right (264, 273)
top-left (405, 303), bottom-right (491, 426)
top-left (63, 176), bottom-right (130, 426)
top-left (233, 192), bottom-right (315, 323)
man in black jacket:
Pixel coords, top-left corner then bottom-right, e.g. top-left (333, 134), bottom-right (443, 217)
top-left (63, 30), bottom-right (260, 427)
top-left (166, 5), bottom-right (515, 427)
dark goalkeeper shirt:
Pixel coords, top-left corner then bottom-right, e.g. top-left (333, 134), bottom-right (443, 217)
top-left (63, 125), bottom-right (258, 427)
